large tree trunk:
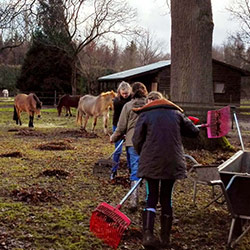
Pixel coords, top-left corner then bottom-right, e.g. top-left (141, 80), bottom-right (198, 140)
top-left (170, 0), bottom-right (214, 105)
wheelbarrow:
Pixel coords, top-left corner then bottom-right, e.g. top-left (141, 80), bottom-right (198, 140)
top-left (211, 173), bottom-right (250, 248)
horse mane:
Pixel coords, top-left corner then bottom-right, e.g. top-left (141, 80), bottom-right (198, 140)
top-left (32, 93), bottom-right (42, 109)
top-left (100, 90), bottom-right (116, 97)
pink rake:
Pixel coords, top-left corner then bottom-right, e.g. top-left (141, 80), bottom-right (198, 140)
top-left (90, 178), bottom-right (142, 249)
top-left (190, 106), bottom-right (231, 138)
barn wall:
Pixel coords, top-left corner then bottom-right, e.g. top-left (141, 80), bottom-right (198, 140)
top-left (212, 62), bottom-right (241, 104)
top-left (158, 67), bottom-right (171, 98)
top-left (99, 62), bottom-right (244, 106)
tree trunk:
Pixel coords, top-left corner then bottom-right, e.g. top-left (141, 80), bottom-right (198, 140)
top-left (170, 0), bottom-right (214, 105)
top-left (71, 59), bottom-right (77, 95)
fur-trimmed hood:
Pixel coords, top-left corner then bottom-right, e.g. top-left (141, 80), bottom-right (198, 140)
top-left (133, 98), bottom-right (183, 113)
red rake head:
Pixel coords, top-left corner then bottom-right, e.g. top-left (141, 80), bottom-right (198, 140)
top-left (206, 105), bottom-right (231, 138)
top-left (90, 202), bottom-right (131, 249)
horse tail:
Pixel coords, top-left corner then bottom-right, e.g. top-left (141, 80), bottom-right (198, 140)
top-left (13, 105), bottom-right (18, 121)
top-left (57, 95), bottom-right (63, 107)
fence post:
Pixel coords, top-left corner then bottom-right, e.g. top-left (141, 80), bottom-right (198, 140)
top-left (54, 90), bottom-right (57, 107)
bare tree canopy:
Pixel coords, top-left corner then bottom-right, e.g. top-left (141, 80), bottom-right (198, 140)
top-left (227, 0), bottom-right (250, 45)
top-left (225, 0), bottom-right (250, 69)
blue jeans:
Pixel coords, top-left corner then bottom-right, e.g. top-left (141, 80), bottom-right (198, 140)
top-left (126, 146), bottom-right (140, 181)
top-left (112, 126), bottom-right (130, 171)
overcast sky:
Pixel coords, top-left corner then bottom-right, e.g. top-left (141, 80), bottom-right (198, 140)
top-left (127, 0), bottom-right (238, 52)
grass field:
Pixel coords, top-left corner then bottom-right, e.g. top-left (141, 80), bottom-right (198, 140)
top-left (0, 97), bottom-right (249, 250)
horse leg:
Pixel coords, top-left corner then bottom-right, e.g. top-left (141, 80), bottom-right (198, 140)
top-left (17, 108), bottom-right (22, 126)
top-left (29, 114), bottom-right (34, 127)
top-left (92, 116), bottom-right (98, 133)
top-left (69, 108), bottom-right (72, 117)
top-left (65, 107), bottom-right (69, 116)
top-left (83, 115), bottom-right (89, 131)
top-left (103, 113), bottom-right (109, 135)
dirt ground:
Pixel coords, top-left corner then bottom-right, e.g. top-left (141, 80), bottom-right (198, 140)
top-left (0, 105), bottom-right (250, 250)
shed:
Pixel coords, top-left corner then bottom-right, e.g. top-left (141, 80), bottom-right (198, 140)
top-left (98, 59), bottom-right (250, 106)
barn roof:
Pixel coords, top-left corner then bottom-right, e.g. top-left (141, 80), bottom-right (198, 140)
top-left (98, 60), bottom-right (171, 81)
top-left (98, 59), bottom-right (250, 82)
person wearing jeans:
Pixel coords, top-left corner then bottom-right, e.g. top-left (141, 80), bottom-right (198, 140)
top-left (132, 91), bottom-right (199, 248)
top-left (111, 81), bottom-right (132, 178)
top-left (110, 82), bottom-right (148, 211)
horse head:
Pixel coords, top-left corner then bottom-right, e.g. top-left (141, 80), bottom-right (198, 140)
top-left (100, 90), bottom-right (117, 98)
top-left (32, 93), bottom-right (42, 118)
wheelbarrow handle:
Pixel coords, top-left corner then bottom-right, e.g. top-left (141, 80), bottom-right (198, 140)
top-left (108, 139), bottom-right (124, 159)
top-left (116, 178), bottom-right (143, 210)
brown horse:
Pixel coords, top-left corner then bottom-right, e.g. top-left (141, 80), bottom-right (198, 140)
top-left (13, 93), bottom-right (42, 127)
top-left (76, 91), bottom-right (116, 134)
top-left (57, 94), bottom-right (81, 117)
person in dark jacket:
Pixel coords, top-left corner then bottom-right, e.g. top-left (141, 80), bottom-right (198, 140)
top-left (132, 91), bottom-right (199, 248)
top-left (111, 81), bottom-right (132, 179)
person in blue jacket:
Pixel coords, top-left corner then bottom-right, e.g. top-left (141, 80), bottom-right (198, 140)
top-left (132, 91), bottom-right (199, 248)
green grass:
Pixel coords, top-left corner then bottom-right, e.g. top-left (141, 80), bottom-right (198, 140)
top-left (0, 99), bottom-right (249, 250)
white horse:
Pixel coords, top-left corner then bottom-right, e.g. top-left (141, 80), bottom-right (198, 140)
top-left (76, 91), bottom-right (116, 134)
top-left (2, 89), bottom-right (9, 97)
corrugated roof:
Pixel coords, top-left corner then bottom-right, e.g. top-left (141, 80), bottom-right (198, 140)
top-left (98, 60), bottom-right (171, 81)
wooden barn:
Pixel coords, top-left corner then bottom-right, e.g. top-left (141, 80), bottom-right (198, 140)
top-left (98, 59), bottom-right (250, 106)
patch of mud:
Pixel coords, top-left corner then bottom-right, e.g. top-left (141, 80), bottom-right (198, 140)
top-left (10, 128), bottom-right (45, 137)
top-left (37, 141), bottom-right (75, 150)
top-left (11, 186), bottom-right (59, 203)
top-left (41, 169), bottom-right (71, 179)
top-left (110, 176), bottom-right (130, 188)
top-left (59, 128), bottom-right (99, 138)
top-left (0, 151), bottom-right (23, 158)
top-left (123, 227), bottom-right (142, 242)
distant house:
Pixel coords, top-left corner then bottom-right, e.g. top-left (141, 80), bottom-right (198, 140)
top-left (98, 59), bottom-right (250, 106)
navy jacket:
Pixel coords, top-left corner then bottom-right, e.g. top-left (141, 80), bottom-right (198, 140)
top-left (112, 95), bottom-right (131, 126)
top-left (132, 99), bottom-right (199, 180)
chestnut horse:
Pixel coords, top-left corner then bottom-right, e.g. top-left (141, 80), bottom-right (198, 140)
top-left (57, 94), bottom-right (81, 116)
top-left (13, 93), bottom-right (42, 127)
top-left (76, 91), bottom-right (116, 134)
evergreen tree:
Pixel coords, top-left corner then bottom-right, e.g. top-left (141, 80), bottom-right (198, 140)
top-left (16, 0), bottom-right (74, 103)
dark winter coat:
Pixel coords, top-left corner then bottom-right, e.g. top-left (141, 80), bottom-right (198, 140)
top-left (111, 97), bottom-right (147, 146)
top-left (112, 95), bottom-right (131, 126)
top-left (132, 99), bottom-right (199, 180)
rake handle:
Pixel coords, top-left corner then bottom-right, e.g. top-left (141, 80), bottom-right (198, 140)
top-left (232, 111), bottom-right (245, 151)
top-left (108, 139), bottom-right (124, 159)
top-left (196, 124), bottom-right (208, 128)
top-left (116, 178), bottom-right (143, 210)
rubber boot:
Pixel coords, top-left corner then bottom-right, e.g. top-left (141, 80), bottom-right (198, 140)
top-left (142, 210), bottom-right (159, 248)
top-left (129, 181), bottom-right (139, 212)
top-left (160, 214), bottom-right (173, 248)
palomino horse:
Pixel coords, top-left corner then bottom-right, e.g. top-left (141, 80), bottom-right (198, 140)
top-left (57, 94), bottom-right (81, 116)
top-left (13, 93), bottom-right (42, 127)
top-left (76, 91), bottom-right (116, 134)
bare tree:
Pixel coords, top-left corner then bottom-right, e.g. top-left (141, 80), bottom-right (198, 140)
top-left (137, 30), bottom-right (169, 65)
top-left (226, 0), bottom-right (250, 69)
top-left (170, 0), bottom-right (214, 105)
top-left (0, 0), bottom-right (35, 52)
top-left (1, 0), bottom-right (138, 94)
top-left (227, 0), bottom-right (250, 45)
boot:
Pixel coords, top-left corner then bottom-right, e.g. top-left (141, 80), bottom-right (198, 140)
top-left (160, 214), bottom-right (173, 248)
top-left (142, 210), bottom-right (159, 248)
top-left (129, 181), bottom-right (139, 212)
